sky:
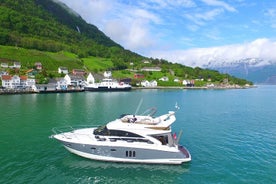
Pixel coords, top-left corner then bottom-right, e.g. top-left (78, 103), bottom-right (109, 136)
top-left (58, 0), bottom-right (276, 67)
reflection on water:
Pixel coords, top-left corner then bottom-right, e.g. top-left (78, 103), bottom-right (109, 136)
top-left (60, 155), bottom-right (190, 183)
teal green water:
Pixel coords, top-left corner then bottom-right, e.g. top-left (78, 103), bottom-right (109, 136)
top-left (1, 86), bottom-right (275, 184)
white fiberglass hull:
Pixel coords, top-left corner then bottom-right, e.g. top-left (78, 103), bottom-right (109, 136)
top-left (64, 145), bottom-right (191, 165)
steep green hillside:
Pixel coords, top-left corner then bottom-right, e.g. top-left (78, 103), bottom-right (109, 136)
top-left (0, 0), bottom-right (143, 61)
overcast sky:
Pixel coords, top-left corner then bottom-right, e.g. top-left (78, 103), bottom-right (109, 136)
top-left (58, 0), bottom-right (276, 67)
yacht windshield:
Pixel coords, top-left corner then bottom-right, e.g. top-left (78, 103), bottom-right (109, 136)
top-left (94, 126), bottom-right (142, 138)
top-left (94, 126), bottom-right (109, 136)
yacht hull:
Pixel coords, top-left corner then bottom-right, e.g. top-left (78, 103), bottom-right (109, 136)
top-left (84, 86), bottom-right (131, 92)
top-left (57, 139), bottom-right (191, 164)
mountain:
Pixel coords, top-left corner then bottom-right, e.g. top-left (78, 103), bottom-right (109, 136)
top-left (35, 0), bottom-right (120, 47)
top-left (0, 0), bottom-right (252, 86)
top-left (0, 0), bottom-right (141, 60)
top-left (203, 58), bottom-right (276, 84)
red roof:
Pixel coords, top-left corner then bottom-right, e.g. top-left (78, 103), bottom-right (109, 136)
top-left (1, 75), bottom-right (12, 80)
top-left (20, 76), bottom-right (28, 80)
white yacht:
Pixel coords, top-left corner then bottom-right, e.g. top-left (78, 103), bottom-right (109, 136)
top-left (51, 107), bottom-right (191, 164)
top-left (84, 72), bottom-right (131, 92)
top-left (84, 78), bottom-right (131, 91)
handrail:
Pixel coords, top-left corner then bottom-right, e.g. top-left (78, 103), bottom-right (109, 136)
top-left (51, 125), bottom-right (100, 135)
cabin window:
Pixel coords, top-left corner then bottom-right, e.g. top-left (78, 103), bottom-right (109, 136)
top-left (94, 126), bottom-right (143, 138)
top-left (109, 130), bottom-right (142, 137)
top-left (94, 126), bottom-right (110, 136)
top-left (152, 135), bottom-right (168, 145)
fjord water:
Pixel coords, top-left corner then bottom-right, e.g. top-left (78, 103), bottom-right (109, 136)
top-left (0, 86), bottom-right (275, 184)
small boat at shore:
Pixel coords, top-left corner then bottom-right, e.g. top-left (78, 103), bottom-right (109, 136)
top-left (84, 78), bottom-right (131, 92)
top-left (51, 106), bottom-right (191, 164)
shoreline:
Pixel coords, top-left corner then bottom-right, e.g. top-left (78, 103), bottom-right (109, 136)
top-left (0, 85), bottom-right (256, 95)
top-left (132, 85), bottom-right (256, 90)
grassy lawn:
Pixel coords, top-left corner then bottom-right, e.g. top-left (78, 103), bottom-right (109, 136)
top-left (0, 46), bottom-right (83, 71)
top-left (83, 56), bottom-right (113, 72)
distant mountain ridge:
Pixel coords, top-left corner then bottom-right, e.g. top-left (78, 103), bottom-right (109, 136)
top-left (204, 58), bottom-right (276, 84)
top-left (35, 0), bottom-right (121, 48)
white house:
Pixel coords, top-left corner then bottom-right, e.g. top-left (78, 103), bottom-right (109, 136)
top-left (1, 75), bottom-right (12, 88)
top-left (142, 60), bottom-right (150, 64)
top-left (141, 80), bottom-right (157, 87)
top-left (19, 76), bottom-right (28, 88)
top-left (11, 75), bottom-right (21, 88)
top-left (13, 62), bottom-right (21, 69)
top-left (141, 67), bottom-right (161, 72)
top-left (1, 75), bottom-right (21, 88)
top-left (58, 67), bottom-right (69, 74)
top-left (64, 74), bottom-right (85, 87)
top-left (159, 76), bottom-right (169, 81)
top-left (56, 78), bottom-right (68, 90)
top-left (0, 71), bottom-right (8, 77)
top-left (141, 80), bottom-right (149, 87)
top-left (174, 78), bottom-right (180, 83)
top-left (27, 78), bottom-right (36, 87)
top-left (182, 80), bottom-right (188, 86)
top-left (87, 73), bottom-right (95, 84)
top-left (150, 80), bottom-right (158, 87)
top-left (1, 63), bottom-right (8, 68)
top-left (104, 71), bottom-right (112, 78)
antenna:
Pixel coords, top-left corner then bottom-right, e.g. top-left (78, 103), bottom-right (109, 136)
top-left (176, 130), bottom-right (183, 145)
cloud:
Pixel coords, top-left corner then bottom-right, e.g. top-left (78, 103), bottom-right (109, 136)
top-left (185, 8), bottom-right (224, 26)
top-left (201, 0), bottom-right (236, 12)
top-left (150, 38), bottom-right (276, 67)
top-left (264, 8), bottom-right (276, 28)
top-left (138, 0), bottom-right (196, 9)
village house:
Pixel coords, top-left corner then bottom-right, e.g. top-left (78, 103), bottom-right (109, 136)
top-left (1, 75), bottom-right (35, 89)
top-left (1, 75), bottom-right (12, 88)
top-left (141, 80), bottom-right (157, 87)
top-left (184, 79), bottom-right (194, 87)
top-left (182, 80), bottom-right (188, 86)
top-left (141, 67), bottom-right (161, 72)
top-left (1, 63), bottom-right (8, 68)
top-left (103, 71), bottom-right (112, 78)
top-left (56, 78), bottom-right (68, 90)
top-left (134, 73), bottom-right (144, 79)
top-left (174, 78), bottom-right (180, 83)
top-left (12, 62), bottom-right (21, 69)
top-left (159, 76), bottom-right (169, 82)
top-left (72, 69), bottom-right (86, 76)
top-left (35, 83), bottom-right (56, 92)
top-left (58, 67), bottom-right (68, 74)
top-left (20, 76), bottom-right (28, 87)
top-left (35, 62), bottom-right (42, 70)
top-left (0, 71), bottom-right (8, 77)
top-left (86, 73), bottom-right (95, 84)
top-left (120, 78), bottom-right (131, 84)
top-left (64, 74), bottom-right (85, 87)
top-left (142, 59), bottom-right (150, 64)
